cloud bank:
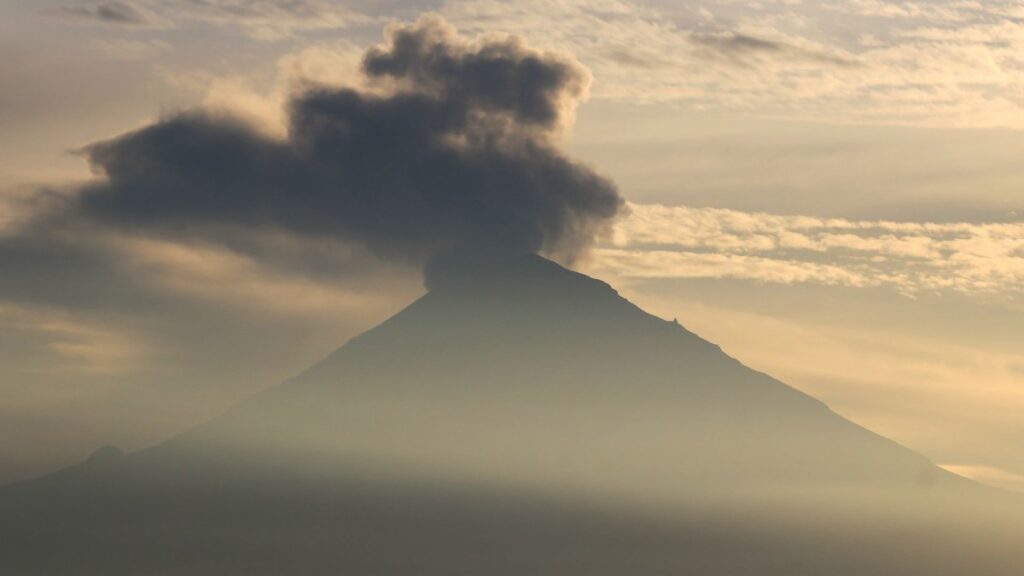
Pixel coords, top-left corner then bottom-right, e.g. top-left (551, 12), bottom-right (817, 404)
top-left (441, 0), bottom-right (1024, 128)
top-left (40, 0), bottom-right (1024, 128)
top-left (598, 203), bottom-right (1024, 295)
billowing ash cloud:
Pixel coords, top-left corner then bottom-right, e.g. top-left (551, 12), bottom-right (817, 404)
top-left (75, 15), bottom-right (622, 265)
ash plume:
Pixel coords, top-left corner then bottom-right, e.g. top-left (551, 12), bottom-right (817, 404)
top-left (76, 15), bottom-right (623, 267)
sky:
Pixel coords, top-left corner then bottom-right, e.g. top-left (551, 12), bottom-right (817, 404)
top-left (1, 0), bottom-right (1023, 491)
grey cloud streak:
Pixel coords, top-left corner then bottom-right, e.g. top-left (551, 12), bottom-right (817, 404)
top-left (43, 1), bottom-right (156, 26)
top-left (689, 31), bottom-right (860, 68)
top-left (42, 0), bottom-right (364, 35)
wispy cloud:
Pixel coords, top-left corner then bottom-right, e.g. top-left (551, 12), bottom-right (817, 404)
top-left (43, 1), bottom-right (162, 27)
top-left (44, 0), bottom-right (370, 38)
top-left (595, 203), bottom-right (1024, 295)
top-left (168, 0), bottom-right (372, 39)
top-left (0, 302), bottom-right (149, 375)
top-left (111, 234), bottom-right (401, 319)
top-left (689, 31), bottom-right (860, 68)
top-left (441, 0), bottom-right (1024, 128)
top-left (940, 463), bottom-right (1024, 491)
top-left (39, 0), bottom-right (1024, 126)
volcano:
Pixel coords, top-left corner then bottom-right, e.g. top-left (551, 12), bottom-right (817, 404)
top-left (1, 254), bottom-right (1020, 575)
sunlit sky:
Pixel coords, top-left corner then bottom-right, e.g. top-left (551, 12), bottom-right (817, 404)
top-left (2, 0), bottom-right (1023, 491)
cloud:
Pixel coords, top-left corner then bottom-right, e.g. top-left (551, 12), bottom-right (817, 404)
top-left (439, 0), bottom-right (1024, 128)
top-left (0, 210), bottom-right (417, 383)
top-left (689, 31), bottom-right (859, 68)
top-left (836, 0), bottom-right (985, 22)
top-left (166, 0), bottom-right (371, 39)
top-left (595, 203), bottom-right (1024, 295)
top-left (0, 302), bottom-right (149, 375)
top-left (112, 234), bottom-right (401, 319)
top-left (39, 0), bottom-right (1024, 127)
top-left (43, 0), bottom-right (369, 38)
top-left (72, 15), bottom-right (621, 265)
top-left (940, 463), bottom-right (1024, 489)
top-left (44, 1), bottom-right (159, 26)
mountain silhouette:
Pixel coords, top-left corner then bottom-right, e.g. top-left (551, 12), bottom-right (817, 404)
top-left (1, 253), bottom-right (1020, 575)
top-left (175, 252), bottom-right (963, 493)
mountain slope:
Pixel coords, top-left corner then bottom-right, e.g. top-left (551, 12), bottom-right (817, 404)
top-left (2, 253), bottom-right (1017, 576)
top-left (173, 253), bottom-right (963, 497)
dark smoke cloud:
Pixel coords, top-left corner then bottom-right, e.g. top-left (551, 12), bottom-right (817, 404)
top-left (75, 15), bottom-right (623, 265)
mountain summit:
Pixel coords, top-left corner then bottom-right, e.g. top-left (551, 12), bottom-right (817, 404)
top-left (1, 254), bottom-right (1014, 576)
